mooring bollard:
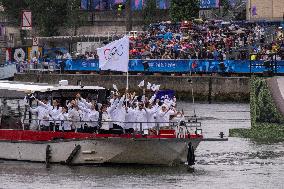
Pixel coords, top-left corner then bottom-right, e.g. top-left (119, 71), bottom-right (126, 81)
top-left (219, 132), bottom-right (224, 139)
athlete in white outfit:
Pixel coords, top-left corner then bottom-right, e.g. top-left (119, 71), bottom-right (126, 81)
top-left (156, 104), bottom-right (176, 128)
top-left (49, 99), bottom-right (62, 131)
top-left (29, 98), bottom-right (51, 131)
top-left (134, 102), bottom-right (148, 131)
top-left (56, 106), bottom-right (72, 131)
top-left (124, 105), bottom-right (136, 133)
top-left (145, 102), bottom-right (159, 129)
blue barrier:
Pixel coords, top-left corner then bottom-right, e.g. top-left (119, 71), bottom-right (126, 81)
top-left (129, 59), bottom-right (189, 72)
top-left (64, 59), bottom-right (99, 71)
top-left (277, 61), bottom-right (284, 73)
top-left (15, 59), bottom-right (284, 74)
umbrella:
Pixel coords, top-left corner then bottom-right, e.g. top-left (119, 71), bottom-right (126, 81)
top-left (141, 51), bottom-right (151, 56)
top-left (234, 29), bottom-right (245, 34)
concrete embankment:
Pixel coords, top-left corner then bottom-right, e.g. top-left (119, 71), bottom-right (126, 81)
top-left (267, 77), bottom-right (284, 117)
top-left (14, 73), bottom-right (250, 102)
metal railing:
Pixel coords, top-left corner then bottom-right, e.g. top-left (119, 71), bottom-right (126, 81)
top-left (17, 62), bottom-right (61, 73)
top-left (21, 118), bottom-right (202, 137)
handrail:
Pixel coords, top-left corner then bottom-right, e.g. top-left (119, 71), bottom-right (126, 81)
top-left (14, 59), bottom-right (284, 74)
top-left (22, 118), bottom-right (202, 136)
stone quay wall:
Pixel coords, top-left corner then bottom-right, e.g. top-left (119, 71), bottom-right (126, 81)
top-left (14, 74), bottom-right (250, 102)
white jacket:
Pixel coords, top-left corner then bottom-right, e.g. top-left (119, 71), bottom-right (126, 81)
top-left (30, 104), bottom-right (50, 127)
top-left (156, 109), bottom-right (176, 127)
top-left (145, 106), bottom-right (158, 129)
top-left (56, 112), bottom-right (71, 131)
top-left (134, 109), bottom-right (148, 130)
top-left (125, 108), bottom-right (136, 129)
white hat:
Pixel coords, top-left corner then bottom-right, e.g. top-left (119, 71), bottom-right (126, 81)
top-left (161, 104), bottom-right (168, 108)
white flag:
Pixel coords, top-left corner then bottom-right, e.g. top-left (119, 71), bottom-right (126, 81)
top-left (113, 84), bottom-right (118, 91)
top-left (155, 85), bottom-right (160, 91)
top-left (151, 84), bottom-right (156, 92)
top-left (147, 82), bottom-right (152, 90)
top-left (97, 36), bottom-right (129, 72)
top-left (138, 80), bottom-right (145, 88)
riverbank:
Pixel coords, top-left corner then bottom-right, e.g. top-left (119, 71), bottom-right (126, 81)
top-left (14, 73), bottom-right (250, 102)
top-left (230, 77), bottom-right (284, 141)
top-left (229, 124), bottom-right (284, 142)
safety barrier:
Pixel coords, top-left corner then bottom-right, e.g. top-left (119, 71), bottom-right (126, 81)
top-left (10, 59), bottom-right (284, 74)
top-left (59, 59), bottom-right (284, 74)
top-left (0, 63), bottom-right (17, 79)
top-left (20, 119), bottom-right (202, 137)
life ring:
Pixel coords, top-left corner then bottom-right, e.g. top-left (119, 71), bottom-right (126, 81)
top-left (14, 48), bottom-right (25, 62)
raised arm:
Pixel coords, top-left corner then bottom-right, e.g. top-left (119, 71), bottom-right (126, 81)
top-left (37, 100), bottom-right (49, 109)
top-left (107, 99), bottom-right (119, 114)
top-left (29, 107), bottom-right (38, 114)
top-left (78, 104), bottom-right (90, 113)
top-left (149, 94), bottom-right (157, 104)
top-left (117, 95), bottom-right (125, 108)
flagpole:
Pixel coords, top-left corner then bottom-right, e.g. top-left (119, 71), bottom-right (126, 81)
top-left (126, 71), bottom-right (129, 90)
top-left (126, 71), bottom-right (129, 117)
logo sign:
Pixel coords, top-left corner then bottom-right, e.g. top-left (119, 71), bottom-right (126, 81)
top-left (103, 44), bottom-right (124, 62)
top-left (32, 37), bottom-right (38, 46)
top-left (21, 10), bottom-right (32, 30)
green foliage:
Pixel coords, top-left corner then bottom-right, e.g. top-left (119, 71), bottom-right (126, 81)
top-left (64, 0), bottom-right (88, 35)
top-left (142, 0), bottom-right (157, 26)
top-left (219, 0), bottom-right (230, 16)
top-left (250, 77), bottom-right (284, 125)
top-left (0, 0), bottom-right (86, 36)
top-left (230, 124), bottom-right (284, 141)
top-left (169, 0), bottom-right (199, 22)
top-left (0, 0), bottom-right (28, 22)
top-left (230, 77), bottom-right (284, 141)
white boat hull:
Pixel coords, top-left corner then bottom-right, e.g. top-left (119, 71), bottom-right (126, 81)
top-left (0, 138), bottom-right (200, 165)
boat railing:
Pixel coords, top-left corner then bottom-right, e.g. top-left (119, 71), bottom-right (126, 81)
top-left (20, 118), bottom-right (202, 137)
top-left (18, 61), bottom-right (61, 73)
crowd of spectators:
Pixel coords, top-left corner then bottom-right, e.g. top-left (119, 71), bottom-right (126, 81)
top-left (128, 20), bottom-right (284, 61)
top-left (62, 20), bottom-right (284, 61)
top-left (29, 20), bottom-right (284, 62)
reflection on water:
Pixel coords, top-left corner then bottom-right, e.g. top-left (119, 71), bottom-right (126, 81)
top-left (0, 103), bottom-right (283, 189)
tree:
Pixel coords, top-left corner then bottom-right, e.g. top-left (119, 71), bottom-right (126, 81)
top-left (64, 0), bottom-right (88, 36)
top-left (219, 0), bottom-right (231, 17)
top-left (0, 0), bottom-right (86, 36)
top-left (26, 0), bottom-right (68, 36)
top-left (169, 0), bottom-right (199, 22)
top-left (142, 0), bottom-right (157, 26)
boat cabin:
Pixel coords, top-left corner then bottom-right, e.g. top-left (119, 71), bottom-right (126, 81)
top-left (0, 80), bottom-right (109, 130)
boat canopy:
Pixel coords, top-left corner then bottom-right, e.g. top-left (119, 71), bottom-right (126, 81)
top-left (0, 80), bottom-right (105, 93)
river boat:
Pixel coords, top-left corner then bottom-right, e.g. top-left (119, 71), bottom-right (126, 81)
top-left (0, 80), bottom-right (224, 166)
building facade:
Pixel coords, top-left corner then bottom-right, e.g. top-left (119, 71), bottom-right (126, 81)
top-left (247, 0), bottom-right (284, 21)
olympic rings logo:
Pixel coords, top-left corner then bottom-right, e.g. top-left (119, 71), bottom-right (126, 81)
top-left (104, 45), bottom-right (124, 61)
